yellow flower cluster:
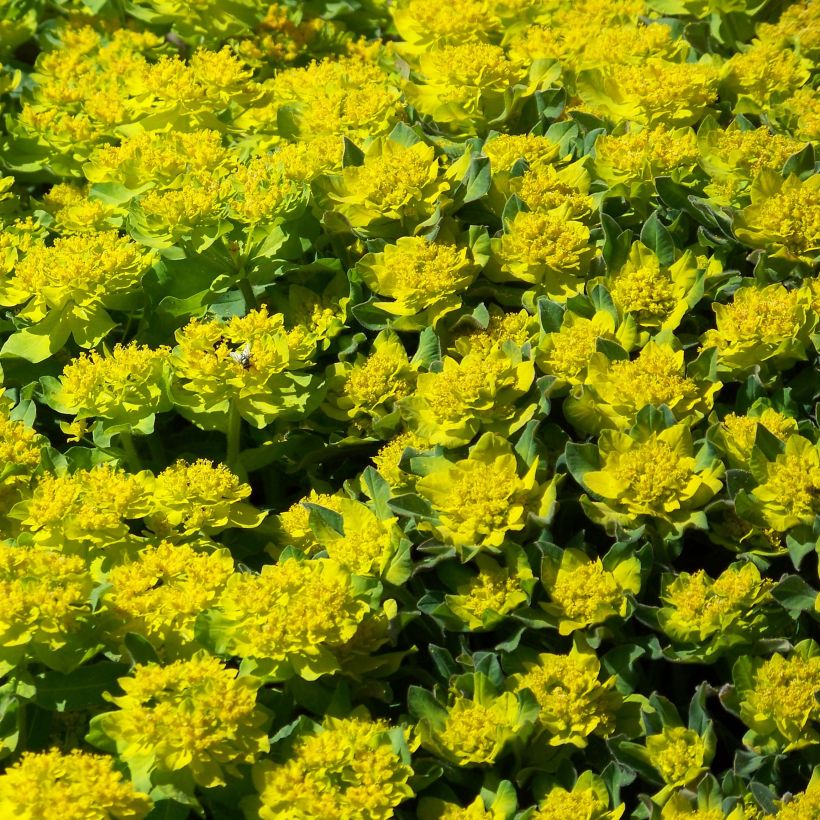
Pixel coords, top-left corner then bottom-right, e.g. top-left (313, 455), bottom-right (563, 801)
top-left (49, 343), bottom-right (171, 430)
top-left (416, 433), bottom-right (556, 554)
top-left (0, 547), bottom-right (92, 671)
top-left (511, 645), bottom-right (623, 747)
top-left (171, 305), bottom-right (326, 430)
top-left (734, 640), bottom-right (820, 753)
top-left (100, 539), bottom-right (234, 657)
top-left (0, 748), bottom-right (152, 820)
top-left (659, 562), bottom-right (775, 653)
top-left (205, 556), bottom-right (372, 680)
top-left (90, 652), bottom-right (270, 788)
top-left (1, 0), bottom-right (819, 814)
top-left (248, 716), bottom-right (414, 819)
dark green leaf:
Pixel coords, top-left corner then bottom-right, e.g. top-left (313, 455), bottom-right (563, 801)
top-left (34, 663), bottom-right (129, 711)
top-left (640, 211), bottom-right (676, 267)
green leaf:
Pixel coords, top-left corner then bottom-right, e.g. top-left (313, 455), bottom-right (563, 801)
top-left (753, 424), bottom-right (785, 461)
top-left (534, 87), bottom-right (567, 122)
top-left (89, 181), bottom-right (142, 205)
top-left (123, 633), bottom-right (160, 667)
top-left (771, 575), bottom-right (818, 618)
top-left (351, 297), bottom-right (391, 331)
top-left (34, 662), bottom-right (128, 711)
top-left (388, 122), bottom-right (424, 148)
top-left (588, 283), bottom-right (618, 321)
top-left (342, 137), bottom-right (364, 167)
top-left (407, 686), bottom-right (447, 724)
top-left (306, 503), bottom-right (345, 536)
top-left (749, 782), bottom-right (778, 815)
top-left (537, 296), bottom-right (564, 333)
top-left (361, 466), bottom-right (392, 520)
top-left (470, 302), bottom-right (490, 329)
top-left (602, 644), bottom-right (647, 693)
top-left (725, 469), bottom-right (755, 499)
top-left (655, 176), bottom-right (695, 212)
top-left (388, 493), bottom-right (436, 521)
top-left (787, 534), bottom-right (817, 570)
top-left (596, 337), bottom-right (629, 361)
top-left (607, 739), bottom-right (663, 785)
top-left (640, 211), bottom-right (676, 267)
top-left (85, 713), bottom-right (118, 754)
top-left (514, 420), bottom-right (540, 467)
top-left (67, 304), bottom-right (116, 349)
top-left (145, 799), bottom-right (193, 820)
top-left (1, 308), bottom-right (71, 363)
top-left (688, 682), bottom-right (713, 735)
top-left (412, 326), bottom-right (441, 368)
top-left (601, 212), bottom-right (631, 271)
top-left (688, 345), bottom-right (717, 382)
top-left (782, 142), bottom-right (815, 178)
top-left (427, 645), bottom-right (459, 680)
top-left (502, 194), bottom-right (526, 228)
top-left (462, 156), bottom-right (491, 203)
top-left (563, 442), bottom-right (600, 489)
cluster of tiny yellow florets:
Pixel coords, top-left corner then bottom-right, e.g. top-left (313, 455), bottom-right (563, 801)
top-left (93, 653), bottom-right (270, 788)
top-left (1, 0), bottom-right (819, 814)
top-left (250, 716), bottom-right (414, 819)
top-left (0, 748), bottom-right (153, 820)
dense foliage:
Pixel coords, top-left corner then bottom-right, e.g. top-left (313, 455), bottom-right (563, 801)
top-left (0, 0), bottom-right (819, 817)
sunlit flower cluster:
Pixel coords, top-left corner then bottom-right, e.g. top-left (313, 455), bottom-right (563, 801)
top-left (0, 0), bottom-right (818, 815)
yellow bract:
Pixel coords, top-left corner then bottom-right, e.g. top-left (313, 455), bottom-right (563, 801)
top-left (658, 562), bottom-right (774, 649)
top-left (581, 422), bottom-right (724, 535)
top-left (418, 686), bottom-right (530, 766)
top-left (541, 548), bottom-right (641, 634)
top-left (735, 640), bottom-right (820, 753)
top-left (445, 553), bottom-right (532, 630)
top-left (146, 459), bottom-right (264, 535)
top-left (100, 540), bottom-right (234, 657)
top-left (171, 306), bottom-right (322, 430)
top-left (0, 748), bottom-right (152, 820)
top-left (249, 716), bottom-right (415, 819)
top-left (646, 726), bottom-right (712, 786)
top-left (577, 58), bottom-right (719, 126)
top-left (92, 652), bottom-right (270, 788)
top-left (734, 173), bottom-right (820, 262)
top-left (510, 644), bottom-right (621, 747)
top-left (489, 210), bottom-right (594, 299)
top-left (322, 138), bottom-right (449, 235)
top-left (532, 771), bottom-right (625, 820)
top-left (400, 346), bottom-right (535, 447)
top-left (4, 231), bottom-right (150, 314)
top-left (700, 282), bottom-right (815, 377)
top-left (747, 435), bottom-right (820, 532)
top-left (416, 432), bottom-right (557, 553)
top-left (565, 341), bottom-right (721, 434)
top-left (52, 342), bottom-right (171, 428)
top-left (209, 557), bottom-right (371, 680)
top-left (0, 547), bottom-right (92, 670)
top-left (601, 243), bottom-right (701, 332)
top-left (357, 236), bottom-right (480, 329)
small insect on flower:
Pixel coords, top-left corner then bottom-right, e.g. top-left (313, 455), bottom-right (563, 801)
top-left (229, 344), bottom-right (252, 369)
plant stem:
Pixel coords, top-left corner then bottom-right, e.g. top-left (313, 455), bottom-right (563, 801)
top-left (239, 277), bottom-right (257, 312)
top-left (119, 429), bottom-right (142, 472)
top-left (147, 434), bottom-right (165, 472)
top-left (237, 226), bottom-right (259, 312)
top-left (16, 699), bottom-right (27, 753)
top-left (226, 402), bottom-right (242, 472)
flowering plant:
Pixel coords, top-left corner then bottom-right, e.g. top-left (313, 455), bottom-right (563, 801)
top-left (0, 1), bottom-right (818, 817)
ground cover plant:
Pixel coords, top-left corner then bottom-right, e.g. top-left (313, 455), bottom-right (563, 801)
top-left (0, 0), bottom-right (819, 817)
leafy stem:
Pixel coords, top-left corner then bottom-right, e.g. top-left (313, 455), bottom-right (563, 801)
top-left (118, 429), bottom-right (143, 472)
top-left (226, 401), bottom-right (242, 474)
